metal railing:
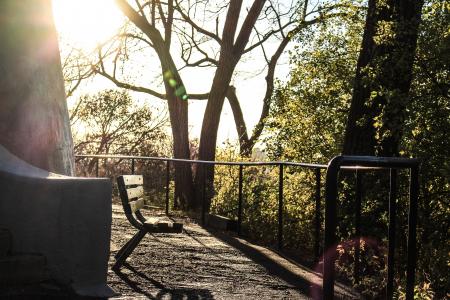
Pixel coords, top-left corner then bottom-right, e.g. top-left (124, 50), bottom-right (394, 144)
top-left (76, 154), bottom-right (326, 257)
top-left (76, 154), bottom-right (419, 299)
top-left (323, 156), bottom-right (419, 300)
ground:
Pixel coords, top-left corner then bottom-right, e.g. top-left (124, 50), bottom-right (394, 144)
top-left (109, 205), bottom-right (309, 299)
top-left (0, 205), bottom-right (357, 299)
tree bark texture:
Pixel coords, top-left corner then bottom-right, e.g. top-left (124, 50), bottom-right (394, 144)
top-left (115, 0), bottom-right (194, 209)
top-left (196, 0), bottom-right (266, 209)
top-left (0, 0), bottom-right (74, 175)
top-left (226, 86), bottom-right (250, 154)
top-left (161, 64), bottom-right (194, 210)
top-left (196, 52), bottom-right (238, 209)
top-left (343, 0), bottom-right (424, 156)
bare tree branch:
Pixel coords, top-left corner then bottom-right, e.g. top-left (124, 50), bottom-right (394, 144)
top-left (95, 67), bottom-right (166, 98)
top-left (165, 0), bottom-right (174, 45)
top-left (226, 86), bottom-right (249, 149)
top-left (222, 0), bottom-right (244, 46)
top-left (234, 0), bottom-right (266, 53)
top-left (175, 0), bottom-right (222, 44)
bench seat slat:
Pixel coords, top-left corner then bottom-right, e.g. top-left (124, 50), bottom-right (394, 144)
top-left (144, 217), bottom-right (161, 226)
top-left (144, 217), bottom-right (169, 229)
top-left (144, 217), bottom-right (183, 233)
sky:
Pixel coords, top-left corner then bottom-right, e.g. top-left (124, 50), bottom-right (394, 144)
top-left (52, 0), bottom-right (292, 144)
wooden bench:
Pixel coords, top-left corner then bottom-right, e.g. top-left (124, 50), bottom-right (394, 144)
top-left (113, 175), bottom-right (183, 270)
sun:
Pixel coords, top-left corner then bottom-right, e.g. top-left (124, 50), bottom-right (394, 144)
top-left (52, 0), bottom-right (123, 50)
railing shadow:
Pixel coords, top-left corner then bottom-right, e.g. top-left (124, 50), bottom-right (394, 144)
top-left (205, 228), bottom-right (359, 300)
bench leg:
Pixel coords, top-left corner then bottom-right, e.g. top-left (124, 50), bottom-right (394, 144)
top-left (115, 237), bottom-right (133, 259)
top-left (113, 229), bottom-right (147, 271)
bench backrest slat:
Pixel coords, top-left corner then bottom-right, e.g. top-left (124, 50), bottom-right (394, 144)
top-left (126, 186), bottom-right (144, 201)
top-left (121, 175), bottom-right (143, 186)
top-left (129, 198), bottom-right (145, 213)
top-left (117, 175), bottom-right (145, 216)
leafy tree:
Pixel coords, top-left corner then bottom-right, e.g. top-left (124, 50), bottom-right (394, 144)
top-left (63, 0), bottom-right (349, 209)
top-left (263, 0), bottom-right (449, 296)
top-left (402, 0), bottom-right (450, 295)
top-left (71, 89), bottom-right (170, 174)
top-left (265, 6), bottom-right (364, 162)
top-left (343, 0), bottom-right (425, 156)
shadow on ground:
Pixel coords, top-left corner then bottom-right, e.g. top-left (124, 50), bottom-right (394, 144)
top-left (204, 229), bottom-right (358, 300)
top-left (115, 263), bottom-right (214, 300)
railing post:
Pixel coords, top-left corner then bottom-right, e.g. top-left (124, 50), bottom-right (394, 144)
top-left (314, 168), bottom-right (321, 262)
top-left (172, 160), bottom-right (178, 210)
top-left (95, 158), bottom-right (99, 177)
top-left (131, 158), bottom-right (135, 174)
top-left (202, 163), bottom-right (206, 226)
top-left (324, 156), bottom-right (343, 300)
top-left (165, 160), bottom-right (170, 215)
top-left (278, 163), bottom-right (284, 250)
top-left (406, 166), bottom-right (419, 300)
top-left (354, 170), bottom-right (362, 284)
top-left (237, 164), bottom-right (243, 236)
top-left (387, 168), bottom-right (397, 299)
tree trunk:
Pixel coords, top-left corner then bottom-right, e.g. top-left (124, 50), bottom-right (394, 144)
top-left (0, 0), bottom-right (74, 175)
top-left (226, 86), bottom-right (250, 155)
top-left (165, 84), bottom-right (193, 210)
top-left (342, 0), bottom-right (424, 156)
top-left (156, 44), bottom-right (194, 210)
top-left (114, 0), bottom-right (194, 209)
top-left (196, 51), bottom-right (238, 209)
top-left (195, 0), bottom-right (267, 210)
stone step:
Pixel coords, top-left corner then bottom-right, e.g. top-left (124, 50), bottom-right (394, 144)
top-left (0, 228), bottom-right (11, 257)
top-left (0, 254), bottom-right (48, 285)
top-left (206, 214), bottom-right (238, 231)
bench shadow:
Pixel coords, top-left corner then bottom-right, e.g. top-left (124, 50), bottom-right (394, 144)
top-left (114, 262), bottom-right (214, 300)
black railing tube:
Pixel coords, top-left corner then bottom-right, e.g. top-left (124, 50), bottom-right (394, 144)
top-left (314, 168), bottom-right (321, 262)
top-left (75, 154), bottom-right (327, 169)
top-left (322, 156), bottom-right (419, 300)
top-left (278, 163), bottom-right (284, 250)
top-left (323, 156), bottom-right (343, 299)
top-left (387, 168), bottom-right (397, 299)
top-left (354, 170), bottom-right (362, 284)
top-left (237, 164), bottom-right (243, 236)
top-left (95, 158), bottom-right (99, 177)
top-left (202, 163), bottom-right (206, 226)
top-left (131, 158), bottom-right (135, 174)
top-left (406, 166), bottom-right (419, 300)
top-left (165, 160), bottom-right (170, 215)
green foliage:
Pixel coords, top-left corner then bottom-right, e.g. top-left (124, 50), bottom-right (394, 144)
top-left (72, 89), bottom-right (172, 206)
top-left (264, 8), bottom-right (364, 162)
top-left (395, 278), bottom-right (436, 300)
top-left (71, 89), bottom-right (170, 157)
top-left (401, 1), bottom-right (450, 295)
top-left (210, 143), bottom-right (322, 262)
top-left (259, 0), bottom-right (449, 297)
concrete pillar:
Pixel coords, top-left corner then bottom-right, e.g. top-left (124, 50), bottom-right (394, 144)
top-left (0, 0), bottom-right (74, 175)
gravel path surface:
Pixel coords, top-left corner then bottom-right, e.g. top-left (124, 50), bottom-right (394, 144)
top-left (0, 204), bottom-right (356, 299)
top-left (109, 205), bottom-right (309, 299)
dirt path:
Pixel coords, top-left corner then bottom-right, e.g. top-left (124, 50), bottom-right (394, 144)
top-left (109, 205), bottom-right (310, 299)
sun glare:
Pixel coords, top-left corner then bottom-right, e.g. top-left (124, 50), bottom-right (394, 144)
top-left (52, 0), bottom-right (123, 50)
